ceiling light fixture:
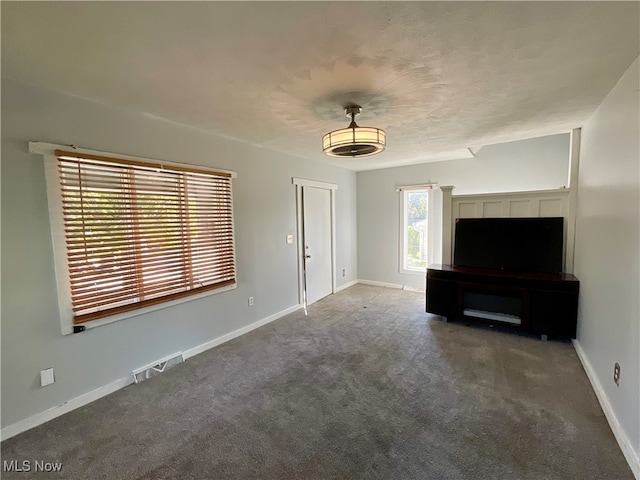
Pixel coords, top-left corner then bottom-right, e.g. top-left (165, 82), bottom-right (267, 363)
top-left (322, 105), bottom-right (386, 157)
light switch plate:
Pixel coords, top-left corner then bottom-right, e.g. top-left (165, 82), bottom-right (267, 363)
top-left (286, 234), bottom-right (294, 244)
top-left (40, 368), bottom-right (55, 387)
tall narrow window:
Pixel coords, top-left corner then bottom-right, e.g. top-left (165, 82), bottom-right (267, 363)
top-left (55, 150), bottom-right (236, 324)
top-left (401, 188), bottom-right (429, 273)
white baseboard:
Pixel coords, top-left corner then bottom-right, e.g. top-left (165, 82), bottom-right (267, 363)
top-left (1, 303), bottom-right (301, 442)
top-left (1, 376), bottom-right (133, 441)
top-left (358, 279), bottom-right (403, 289)
top-left (335, 280), bottom-right (358, 292)
top-left (183, 304), bottom-right (301, 359)
top-left (573, 339), bottom-right (640, 479)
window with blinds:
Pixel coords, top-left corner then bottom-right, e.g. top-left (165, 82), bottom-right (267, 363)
top-left (55, 150), bottom-right (236, 324)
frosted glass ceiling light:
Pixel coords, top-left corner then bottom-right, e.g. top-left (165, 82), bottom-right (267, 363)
top-left (322, 105), bottom-right (386, 157)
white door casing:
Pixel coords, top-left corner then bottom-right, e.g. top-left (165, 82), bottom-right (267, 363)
top-left (293, 178), bottom-right (337, 308)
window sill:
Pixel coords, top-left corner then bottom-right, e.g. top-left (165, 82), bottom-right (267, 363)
top-left (399, 268), bottom-right (427, 276)
top-left (61, 283), bottom-right (237, 335)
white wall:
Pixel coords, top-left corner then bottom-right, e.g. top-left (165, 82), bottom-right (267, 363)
top-left (573, 57), bottom-right (639, 476)
top-left (0, 79), bottom-right (358, 431)
top-left (357, 134), bottom-right (570, 287)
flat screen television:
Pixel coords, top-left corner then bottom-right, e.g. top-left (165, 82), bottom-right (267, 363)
top-left (453, 217), bottom-right (564, 274)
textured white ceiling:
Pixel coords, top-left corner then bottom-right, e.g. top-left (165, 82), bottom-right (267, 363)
top-left (2, 2), bottom-right (638, 171)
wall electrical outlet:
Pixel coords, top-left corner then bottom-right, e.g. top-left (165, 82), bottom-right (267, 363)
top-left (613, 362), bottom-right (621, 386)
top-left (342, 269), bottom-right (346, 277)
top-left (40, 368), bottom-right (55, 387)
top-left (248, 296), bottom-right (254, 307)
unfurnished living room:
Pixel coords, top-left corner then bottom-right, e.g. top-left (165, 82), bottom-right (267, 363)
top-left (1, 2), bottom-right (639, 479)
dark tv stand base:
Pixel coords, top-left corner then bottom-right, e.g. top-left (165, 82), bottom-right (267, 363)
top-left (426, 264), bottom-right (579, 339)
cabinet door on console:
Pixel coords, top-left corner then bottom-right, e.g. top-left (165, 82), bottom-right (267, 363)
top-left (530, 290), bottom-right (579, 338)
top-left (426, 276), bottom-right (457, 319)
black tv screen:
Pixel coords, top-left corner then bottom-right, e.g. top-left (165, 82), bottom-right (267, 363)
top-left (453, 217), bottom-right (564, 274)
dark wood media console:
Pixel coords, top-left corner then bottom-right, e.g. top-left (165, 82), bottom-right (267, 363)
top-left (426, 264), bottom-right (579, 338)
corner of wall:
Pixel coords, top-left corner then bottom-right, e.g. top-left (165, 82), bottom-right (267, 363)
top-left (573, 339), bottom-right (640, 479)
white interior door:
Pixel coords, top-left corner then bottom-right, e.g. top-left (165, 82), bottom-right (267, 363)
top-left (303, 186), bottom-right (333, 305)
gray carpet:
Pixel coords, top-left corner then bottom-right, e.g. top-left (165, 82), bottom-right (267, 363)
top-left (1, 285), bottom-right (633, 479)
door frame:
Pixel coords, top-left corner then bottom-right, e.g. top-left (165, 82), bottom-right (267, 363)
top-left (292, 177), bottom-right (338, 307)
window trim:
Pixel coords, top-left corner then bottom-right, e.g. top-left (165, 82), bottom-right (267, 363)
top-left (30, 142), bottom-right (237, 335)
top-left (398, 184), bottom-right (435, 275)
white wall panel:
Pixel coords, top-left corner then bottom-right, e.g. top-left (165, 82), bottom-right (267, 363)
top-left (458, 203), bottom-right (477, 218)
top-left (482, 201), bottom-right (502, 217)
top-left (509, 200), bottom-right (532, 217)
top-left (450, 189), bottom-right (570, 269)
top-left (539, 198), bottom-right (564, 217)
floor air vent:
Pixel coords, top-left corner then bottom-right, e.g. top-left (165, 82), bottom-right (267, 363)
top-left (132, 352), bottom-right (184, 384)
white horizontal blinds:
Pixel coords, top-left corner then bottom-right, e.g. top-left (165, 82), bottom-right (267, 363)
top-left (56, 150), bottom-right (236, 324)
